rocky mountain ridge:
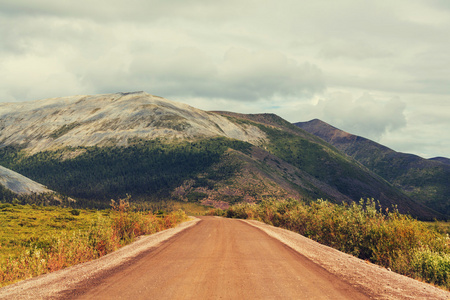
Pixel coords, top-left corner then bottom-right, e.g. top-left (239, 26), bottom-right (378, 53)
top-left (0, 91), bottom-right (265, 154)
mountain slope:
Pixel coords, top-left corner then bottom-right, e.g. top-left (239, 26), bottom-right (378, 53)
top-left (0, 91), bottom-right (265, 154)
top-left (0, 165), bottom-right (51, 194)
top-left (295, 119), bottom-right (450, 216)
top-left (0, 164), bottom-right (62, 206)
top-left (430, 157), bottom-right (450, 166)
top-left (0, 92), bottom-right (440, 219)
top-left (219, 113), bottom-right (441, 218)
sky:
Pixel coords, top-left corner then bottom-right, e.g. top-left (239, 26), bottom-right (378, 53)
top-left (0, 0), bottom-right (449, 158)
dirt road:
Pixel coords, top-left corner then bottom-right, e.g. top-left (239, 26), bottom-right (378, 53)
top-left (61, 217), bottom-right (371, 299)
top-left (2, 216), bottom-right (448, 299)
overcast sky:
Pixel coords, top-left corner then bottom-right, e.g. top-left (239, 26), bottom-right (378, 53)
top-left (1, 0), bottom-right (449, 158)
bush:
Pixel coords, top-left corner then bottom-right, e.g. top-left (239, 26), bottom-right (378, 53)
top-left (0, 199), bottom-right (188, 287)
top-left (411, 249), bottom-right (450, 287)
top-left (70, 209), bottom-right (80, 216)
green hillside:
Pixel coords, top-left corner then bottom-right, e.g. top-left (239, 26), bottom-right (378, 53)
top-left (217, 113), bottom-right (441, 219)
top-left (295, 119), bottom-right (450, 217)
top-left (0, 138), bottom-right (250, 208)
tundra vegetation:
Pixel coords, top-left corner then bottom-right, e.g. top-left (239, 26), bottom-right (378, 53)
top-left (0, 197), bottom-right (187, 287)
top-left (212, 198), bottom-right (450, 289)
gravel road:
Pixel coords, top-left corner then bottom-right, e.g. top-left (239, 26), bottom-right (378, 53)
top-left (1, 217), bottom-right (449, 299)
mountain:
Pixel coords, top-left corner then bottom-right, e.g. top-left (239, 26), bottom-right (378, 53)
top-left (0, 91), bottom-right (264, 154)
top-left (0, 165), bottom-right (51, 194)
top-left (430, 157), bottom-right (450, 166)
top-left (0, 92), bottom-right (440, 219)
top-left (0, 164), bottom-right (64, 206)
top-left (295, 119), bottom-right (450, 217)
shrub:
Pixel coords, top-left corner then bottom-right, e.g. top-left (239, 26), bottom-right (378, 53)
top-left (70, 209), bottom-right (80, 216)
top-left (0, 200), bottom-right (187, 287)
top-left (411, 249), bottom-right (450, 287)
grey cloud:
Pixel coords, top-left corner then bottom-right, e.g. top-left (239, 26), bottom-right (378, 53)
top-left (0, 53), bottom-right (86, 101)
top-left (429, 0), bottom-right (450, 10)
top-left (127, 47), bottom-right (325, 101)
top-left (0, 13), bottom-right (108, 57)
top-left (401, 51), bottom-right (450, 94)
top-left (218, 48), bottom-right (324, 100)
top-left (380, 122), bottom-right (450, 158)
top-left (314, 92), bottom-right (407, 140)
top-left (319, 39), bottom-right (392, 61)
top-left (131, 48), bottom-right (217, 82)
top-left (0, 0), bottom-right (248, 23)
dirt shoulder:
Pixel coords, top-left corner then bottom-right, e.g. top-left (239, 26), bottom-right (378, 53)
top-left (245, 219), bottom-right (450, 300)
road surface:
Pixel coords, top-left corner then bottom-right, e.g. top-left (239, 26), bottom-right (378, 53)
top-left (61, 216), bottom-right (371, 299)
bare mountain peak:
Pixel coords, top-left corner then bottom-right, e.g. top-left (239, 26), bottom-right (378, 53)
top-left (0, 92), bottom-right (266, 153)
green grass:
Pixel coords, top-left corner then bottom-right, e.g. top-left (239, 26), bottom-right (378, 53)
top-left (321, 132), bottom-right (450, 216)
top-left (220, 114), bottom-right (439, 219)
top-left (0, 203), bottom-right (100, 262)
top-left (425, 221), bottom-right (450, 236)
top-left (170, 201), bottom-right (212, 216)
top-left (0, 199), bottom-right (188, 287)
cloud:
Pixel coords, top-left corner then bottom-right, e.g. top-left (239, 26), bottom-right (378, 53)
top-left (319, 39), bottom-right (392, 61)
top-left (374, 92), bottom-right (450, 157)
top-left (127, 47), bottom-right (324, 101)
top-left (218, 48), bottom-right (324, 100)
top-left (0, 0), bottom-right (249, 23)
top-left (312, 92), bottom-right (407, 140)
top-left (0, 54), bottom-right (85, 101)
top-left (379, 117), bottom-right (450, 158)
top-left (0, 0), bottom-right (449, 158)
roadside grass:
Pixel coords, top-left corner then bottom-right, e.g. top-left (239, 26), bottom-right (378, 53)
top-left (425, 221), bottom-right (450, 236)
top-left (0, 199), bottom-right (188, 287)
top-left (212, 198), bottom-right (450, 289)
top-left (123, 200), bottom-right (211, 216)
top-left (171, 202), bottom-right (211, 216)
